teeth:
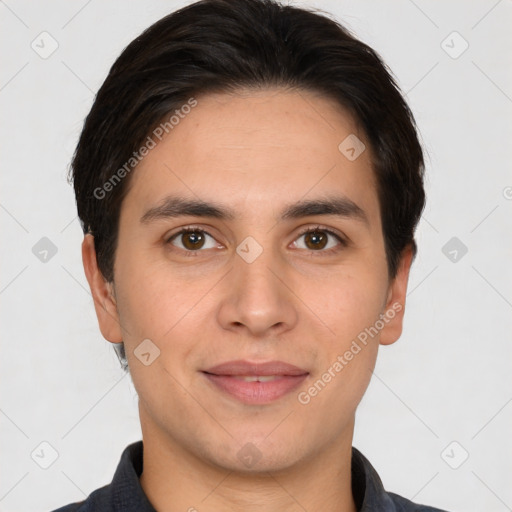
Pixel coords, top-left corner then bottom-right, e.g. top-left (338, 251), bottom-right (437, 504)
top-left (234, 375), bottom-right (279, 382)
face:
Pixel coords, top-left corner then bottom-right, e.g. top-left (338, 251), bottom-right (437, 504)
top-left (83, 88), bottom-right (412, 473)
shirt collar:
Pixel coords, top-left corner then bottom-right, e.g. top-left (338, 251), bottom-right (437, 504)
top-left (351, 446), bottom-right (400, 511)
top-left (111, 441), bottom-right (156, 511)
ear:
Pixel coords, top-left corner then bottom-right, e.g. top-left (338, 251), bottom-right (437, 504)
top-left (379, 245), bottom-right (414, 346)
top-left (81, 234), bottom-right (123, 343)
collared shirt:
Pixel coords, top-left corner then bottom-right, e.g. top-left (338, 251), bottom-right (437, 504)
top-left (52, 441), bottom-right (448, 511)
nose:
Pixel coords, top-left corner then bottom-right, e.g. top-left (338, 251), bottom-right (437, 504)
top-left (216, 243), bottom-right (298, 338)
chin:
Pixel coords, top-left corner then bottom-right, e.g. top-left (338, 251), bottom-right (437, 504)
top-left (207, 431), bottom-right (309, 475)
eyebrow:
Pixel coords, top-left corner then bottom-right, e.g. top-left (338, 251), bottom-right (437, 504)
top-left (140, 195), bottom-right (369, 226)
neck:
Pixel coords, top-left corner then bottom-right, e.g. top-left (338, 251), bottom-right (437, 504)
top-left (139, 413), bottom-right (357, 512)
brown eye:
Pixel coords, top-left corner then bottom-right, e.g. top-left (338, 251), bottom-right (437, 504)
top-left (294, 227), bottom-right (345, 253)
top-left (168, 228), bottom-right (217, 251)
top-left (181, 231), bottom-right (205, 250)
top-left (303, 230), bottom-right (328, 250)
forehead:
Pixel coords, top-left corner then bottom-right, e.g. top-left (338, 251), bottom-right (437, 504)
top-left (122, 88), bottom-right (379, 225)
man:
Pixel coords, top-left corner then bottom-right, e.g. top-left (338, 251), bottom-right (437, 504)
top-left (54, 0), bottom-right (449, 510)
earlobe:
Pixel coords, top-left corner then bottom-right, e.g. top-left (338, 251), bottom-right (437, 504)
top-left (81, 234), bottom-right (123, 343)
top-left (379, 245), bottom-right (414, 346)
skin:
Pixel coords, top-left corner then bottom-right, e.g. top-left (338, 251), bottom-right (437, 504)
top-left (82, 88), bottom-right (413, 512)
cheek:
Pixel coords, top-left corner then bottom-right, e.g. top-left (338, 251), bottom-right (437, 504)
top-left (295, 281), bottom-right (383, 424)
top-left (113, 253), bottom-right (217, 371)
top-left (315, 269), bottom-right (387, 405)
top-left (114, 240), bottom-right (181, 324)
top-left (302, 268), bottom-right (388, 342)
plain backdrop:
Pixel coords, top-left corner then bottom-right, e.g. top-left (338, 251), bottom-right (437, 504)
top-left (1, 1), bottom-right (511, 511)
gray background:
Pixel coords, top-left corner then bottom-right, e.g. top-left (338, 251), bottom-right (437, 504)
top-left (1, 1), bottom-right (511, 510)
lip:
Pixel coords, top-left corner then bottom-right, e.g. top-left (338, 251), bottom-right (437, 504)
top-left (204, 360), bottom-right (308, 377)
top-left (202, 360), bottom-right (309, 405)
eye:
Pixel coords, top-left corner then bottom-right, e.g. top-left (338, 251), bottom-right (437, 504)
top-left (166, 225), bottom-right (347, 256)
top-left (167, 227), bottom-right (219, 253)
top-left (292, 226), bottom-right (346, 254)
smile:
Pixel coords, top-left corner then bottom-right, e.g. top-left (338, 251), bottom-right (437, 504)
top-left (202, 359), bottom-right (309, 405)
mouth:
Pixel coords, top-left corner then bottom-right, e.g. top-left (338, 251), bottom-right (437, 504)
top-left (229, 375), bottom-right (284, 382)
top-left (201, 360), bottom-right (309, 405)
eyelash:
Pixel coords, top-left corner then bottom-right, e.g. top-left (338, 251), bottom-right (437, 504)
top-left (166, 225), bottom-right (347, 257)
